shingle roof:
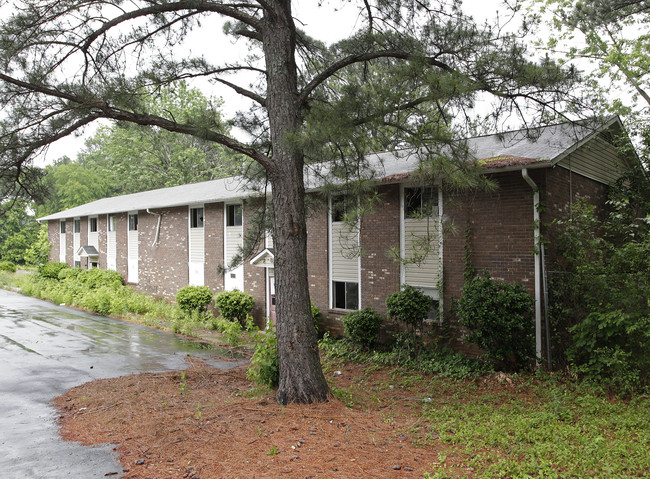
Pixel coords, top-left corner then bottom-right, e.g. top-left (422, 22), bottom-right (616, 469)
top-left (39, 116), bottom-right (620, 222)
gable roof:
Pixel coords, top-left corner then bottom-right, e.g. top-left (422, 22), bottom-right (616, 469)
top-left (39, 116), bottom-right (627, 222)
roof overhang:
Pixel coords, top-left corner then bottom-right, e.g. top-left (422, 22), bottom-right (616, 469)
top-left (77, 245), bottom-right (99, 257)
top-left (250, 248), bottom-right (275, 268)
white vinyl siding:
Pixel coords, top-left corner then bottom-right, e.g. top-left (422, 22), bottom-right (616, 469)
top-left (401, 186), bottom-right (442, 294)
top-left (88, 216), bottom-right (99, 250)
top-left (224, 203), bottom-right (244, 291)
top-left (329, 196), bottom-right (360, 310)
top-left (188, 206), bottom-right (205, 286)
top-left (73, 219), bottom-right (81, 266)
top-left (107, 215), bottom-right (116, 271)
top-left (225, 227), bottom-right (242, 267)
top-left (127, 213), bottom-right (138, 283)
top-left (331, 221), bottom-right (359, 282)
top-left (59, 221), bottom-right (66, 263)
top-left (557, 136), bottom-right (626, 185)
top-left (403, 218), bottom-right (440, 288)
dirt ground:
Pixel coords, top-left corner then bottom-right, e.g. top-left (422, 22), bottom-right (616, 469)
top-left (55, 355), bottom-right (478, 479)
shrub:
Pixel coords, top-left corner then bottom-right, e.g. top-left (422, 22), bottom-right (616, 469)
top-left (58, 267), bottom-right (81, 281)
top-left (386, 284), bottom-right (434, 333)
top-left (38, 262), bottom-right (68, 280)
top-left (176, 285), bottom-right (214, 313)
top-left (247, 330), bottom-right (279, 388)
top-left (215, 289), bottom-right (254, 324)
top-left (311, 302), bottom-right (322, 335)
top-left (77, 268), bottom-right (124, 289)
top-left (567, 311), bottom-right (650, 395)
top-left (0, 261), bottom-right (16, 272)
top-left (341, 307), bottom-right (383, 348)
top-left (457, 272), bottom-right (535, 371)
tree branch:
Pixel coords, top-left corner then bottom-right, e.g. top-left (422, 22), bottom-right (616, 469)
top-left (299, 50), bottom-right (454, 105)
top-left (81, 0), bottom-right (263, 53)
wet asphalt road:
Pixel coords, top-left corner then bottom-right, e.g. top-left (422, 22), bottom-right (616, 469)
top-left (0, 289), bottom-right (242, 478)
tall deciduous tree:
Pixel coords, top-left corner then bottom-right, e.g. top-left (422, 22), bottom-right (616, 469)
top-left (536, 0), bottom-right (650, 170)
top-left (80, 82), bottom-right (241, 194)
top-left (0, 0), bottom-right (580, 404)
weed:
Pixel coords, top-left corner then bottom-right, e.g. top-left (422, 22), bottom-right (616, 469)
top-left (266, 445), bottom-right (279, 456)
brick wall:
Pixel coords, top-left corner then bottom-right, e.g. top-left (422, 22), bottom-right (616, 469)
top-left (541, 166), bottom-right (609, 265)
top-left (136, 207), bottom-right (189, 299)
top-left (98, 215), bottom-right (107, 269)
top-left (243, 198), bottom-right (269, 327)
top-left (47, 220), bottom-right (59, 263)
top-left (443, 171), bottom-right (538, 310)
top-left (360, 184), bottom-right (401, 317)
top-left (205, 202), bottom-right (225, 294)
top-left (305, 195), bottom-right (331, 330)
top-left (79, 217), bottom-right (88, 269)
top-left (115, 212), bottom-right (129, 282)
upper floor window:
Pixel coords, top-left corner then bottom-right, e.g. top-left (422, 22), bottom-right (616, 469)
top-left (331, 195), bottom-right (357, 223)
top-left (226, 204), bottom-right (242, 227)
top-left (108, 215), bottom-right (116, 232)
top-left (74, 219), bottom-right (81, 233)
top-left (89, 217), bottom-right (98, 233)
top-left (405, 186), bottom-right (438, 218)
top-left (190, 207), bottom-right (204, 228)
top-left (60, 221), bottom-right (66, 233)
top-left (128, 214), bottom-right (138, 231)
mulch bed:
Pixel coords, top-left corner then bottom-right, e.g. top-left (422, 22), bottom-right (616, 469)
top-left (54, 356), bottom-right (473, 478)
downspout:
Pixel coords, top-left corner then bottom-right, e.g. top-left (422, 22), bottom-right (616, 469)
top-left (521, 169), bottom-right (542, 365)
top-left (146, 209), bottom-right (162, 247)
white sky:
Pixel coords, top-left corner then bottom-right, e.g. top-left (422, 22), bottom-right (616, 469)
top-left (38, 0), bottom-right (511, 165)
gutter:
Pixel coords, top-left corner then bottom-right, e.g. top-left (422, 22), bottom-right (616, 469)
top-left (521, 169), bottom-right (542, 365)
top-left (146, 208), bottom-right (162, 247)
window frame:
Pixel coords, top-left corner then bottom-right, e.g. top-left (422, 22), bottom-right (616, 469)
top-left (107, 215), bottom-right (116, 232)
top-left (73, 219), bottom-right (81, 233)
top-left (190, 207), bottom-right (204, 229)
top-left (89, 217), bottom-right (98, 233)
top-left (226, 204), bottom-right (243, 227)
top-left (128, 213), bottom-right (138, 231)
top-left (60, 220), bottom-right (66, 234)
top-left (404, 186), bottom-right (439, 218)
top-left (332, 280), bottom-right (359, 310)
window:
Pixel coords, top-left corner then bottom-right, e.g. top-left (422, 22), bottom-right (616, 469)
top-left (331, 195), bottom-right (358, 223)
top-left (405, 187), bottom-right (438, 218)
top-left (60, 221), bottom-right (66, 233)
top-left (74, 261), bottom-right (81, 268)
top-left (108, 215), bottom-right (116, 232)
top-left (190, 207), bottom-right (204, 228)
top-left (90, 261), bottom-right (99, 269)
top-left (226, 204), bottom-right (242, 227)
top-left (333, 281), bottom-right (359, 310)
top-left (74, 219), bottom-right (81, 233)
top-left (89, 217), bottom-right (98, 233)
top-left (128, 214), bottom-right (138, 231)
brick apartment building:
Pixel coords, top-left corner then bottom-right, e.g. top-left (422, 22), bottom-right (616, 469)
top-left (39, 117), bottom-right (634, 358)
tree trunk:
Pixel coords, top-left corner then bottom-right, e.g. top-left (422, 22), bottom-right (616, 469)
top-left (262, 1), bottom-right (330, 404)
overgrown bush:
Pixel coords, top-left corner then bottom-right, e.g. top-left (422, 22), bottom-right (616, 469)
top-left (341, 307), bottom-right (383, 348)
top-left (176, 285), bottom-right (214, 313)
top-left (567, 311), bottom-right (650, 395)
top-left (457, 272), bottom-right (535, 371)
top-left (386, 284), bottom-right (434, 333)
top-left (549, 192), bottom-right (650, 393)
top-left (215, 289), bottom-right (254, 324)
top-left (247, 330), bottom-right (279, 389)
top-left (38, 261), bottom-right (68, 280)
top-left (76, 268), bottom-right (124, 289)
top-left (0, 261), bottom-right (16, 272)
top-left (58, 267), bottom-right (81, 281)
